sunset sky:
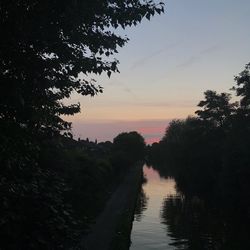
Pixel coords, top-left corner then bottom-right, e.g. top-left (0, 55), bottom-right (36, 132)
top-left (65, 0), bottom-right (250, 144)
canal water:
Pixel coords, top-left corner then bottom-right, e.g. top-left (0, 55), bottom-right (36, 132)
top-left (130, 165), bottom-right (178, 250)
top-left (130, 165), bottom-right (250, 250)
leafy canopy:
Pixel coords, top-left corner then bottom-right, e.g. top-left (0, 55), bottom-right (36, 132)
top-left (0, 2), bottom-right (164, 248)
top-left (113, 131), bottom-right (146, 162)
top-left (195, 90), bottom-right (236, 127)
top-left (233, 62), bottom-right (250, 112)
top-left (0, 0), bottom-right (164, 135)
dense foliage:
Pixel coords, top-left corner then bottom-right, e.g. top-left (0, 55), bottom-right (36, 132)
top-left (0, 1), bottom-right (163, 248)
top-left (112, 131), bottom-right (146, 171)
top-left (148, 63), bottom-right (250, 214)
top-left (0, 0), bottom-right (164, 134)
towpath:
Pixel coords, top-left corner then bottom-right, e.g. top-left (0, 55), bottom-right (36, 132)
top-left (80, 165), bottom-right (142, 250)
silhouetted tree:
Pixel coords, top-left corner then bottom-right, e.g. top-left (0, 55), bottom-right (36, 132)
top-left (0, 1), bottom-right (164, 248)
top-left (233, 62), bottom-right (250, 114)
top-left (0, 0), bottom-right (164, 136)
top-left (146, 63), bottom-right (250, 250)
top-left (195, 90), bottom-right (236, 127)
top-left (112, 131), bottom-right (146, 170)
top-left (221, 63), bottom-right (250, 209)
top-left (148, 62), bottom-right (250, 204)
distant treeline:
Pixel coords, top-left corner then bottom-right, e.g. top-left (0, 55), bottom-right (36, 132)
top-left (148, 63), bottom-right (250, 213)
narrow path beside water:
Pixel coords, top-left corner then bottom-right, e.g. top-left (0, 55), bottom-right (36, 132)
top-left (80, 165), bottom-right (142, 250)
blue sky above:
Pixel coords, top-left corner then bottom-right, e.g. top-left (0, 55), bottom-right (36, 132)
top-left (65, 0), bottom-right (250, 143)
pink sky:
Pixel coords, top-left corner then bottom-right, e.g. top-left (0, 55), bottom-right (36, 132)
top-left (64, 0), bottom-right (250, 145)
top-left (70, 119), bottom-right (170, 144)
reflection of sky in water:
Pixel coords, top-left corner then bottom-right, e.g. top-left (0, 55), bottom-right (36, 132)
top-left (130, 165), bottom-right (177, 250)
top-left (131, 165), bottom-right (250, 250)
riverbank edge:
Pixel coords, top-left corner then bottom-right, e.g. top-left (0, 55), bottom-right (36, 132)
top-left (110, 163), bottom-right (143, 250)
top-left (79, 162), bottom-right (143, 250)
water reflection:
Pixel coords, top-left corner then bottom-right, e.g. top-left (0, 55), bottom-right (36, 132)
top-left (161, 195), bottom-right (222, 250)
top-left (130, 165), bottom-right (250, 250)
top-left (161, 195), bottom-right (250, 250)
top-left (134, 188), bottom-right (148, 222)
top-left (130, 165), bottom-right (177, 250)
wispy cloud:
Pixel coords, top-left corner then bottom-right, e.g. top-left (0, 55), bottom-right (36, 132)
top-left (130, 41), bottom-right (182, 70)
top-left (105, 79), bottom-right (136, 97)
top-left (200, 44), bottom-right (222, 55)
top-left (176, 44), bottom-right (222, 69)
top-left (176, 56), bottom-right (200, 69)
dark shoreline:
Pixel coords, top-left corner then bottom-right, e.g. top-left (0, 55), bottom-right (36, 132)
top-left (80, 163), bottom-right (143, 250)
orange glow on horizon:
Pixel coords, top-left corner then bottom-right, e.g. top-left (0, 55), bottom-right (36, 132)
top-left (146, 137), bottom-right (160, 144)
